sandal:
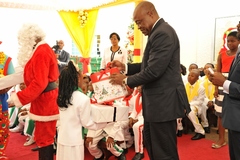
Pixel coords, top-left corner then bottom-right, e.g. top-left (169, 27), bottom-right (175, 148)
top-left (212, 142), bottom-right (227, 149)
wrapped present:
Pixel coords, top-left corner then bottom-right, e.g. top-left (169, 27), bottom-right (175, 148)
top-left (91, 103), bottom-right (129, 123)
top-left (90, 68), bottom-right (128, 103)
top-left (0, 66), bottom-right (24, 90)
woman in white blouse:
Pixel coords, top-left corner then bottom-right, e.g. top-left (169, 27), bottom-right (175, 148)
top-left (100, 32), bottom-right (128, 69)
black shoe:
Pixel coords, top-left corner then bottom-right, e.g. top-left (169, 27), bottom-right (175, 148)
top-left (94, 153), bottom-right (104, 160)
top-left (9, 124), bottom-right (16, 129)
top-left (204, 127), bottom-right (210, 133)
top-left (123, 148), bottom-right (128, 154)
top-left (177, 130), bottom-right (183, 137)
top-left (31, 146), bottom-right (39, 151)
top-left (132, 153), bottom-right (144, 160)
top-left (118, 153), bottom-right (126, 160)
top-left (191, 133), bottom-right (205, 140)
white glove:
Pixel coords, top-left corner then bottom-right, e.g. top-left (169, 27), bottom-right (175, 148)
top-left (7, 96), bottom-right (14, 105)
top-left (7, 92), bottom-right (23, 108)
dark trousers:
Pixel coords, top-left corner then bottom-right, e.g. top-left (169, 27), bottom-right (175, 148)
top-left (228, 129), bottom-right (240, 160)
top-left (38, 145), bottom-right (54, 160)
top-left (143, 120), bottom-right (179, 160)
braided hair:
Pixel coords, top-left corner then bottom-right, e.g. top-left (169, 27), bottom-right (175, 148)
top-left (57, 61), bottom-right (80, 108)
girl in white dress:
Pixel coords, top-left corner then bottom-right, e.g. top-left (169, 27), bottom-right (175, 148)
top-left (56, 61), bottom-right (106, 160)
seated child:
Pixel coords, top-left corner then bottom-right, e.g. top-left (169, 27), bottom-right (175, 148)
top-left (185, 69), bottom-right (206, 140)
top-left (199, 63), bottom-right (216, 133)
top-left (129, 86), bottom-right (144, 160)
top-left (85, 107), bottom-right (128, 160)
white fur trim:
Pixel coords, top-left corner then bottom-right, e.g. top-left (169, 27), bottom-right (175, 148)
top-left (29, 112), bottom-right (59, 122)
top-left (11, 92), bottom-right (23, 108)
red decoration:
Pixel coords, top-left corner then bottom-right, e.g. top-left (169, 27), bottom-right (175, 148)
top-left (79, 57), bottom-right (90, 74)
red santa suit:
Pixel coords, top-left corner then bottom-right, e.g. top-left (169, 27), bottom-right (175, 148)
top-left (11, 41), bottom-right (59, 147)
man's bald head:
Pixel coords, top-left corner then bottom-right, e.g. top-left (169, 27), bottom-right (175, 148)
top-left (57, 40), bottom-right (64, 50)
top-left (134, 1), bottom-right (154, 15)
top-left (133, 1), bottom-right (159, 36)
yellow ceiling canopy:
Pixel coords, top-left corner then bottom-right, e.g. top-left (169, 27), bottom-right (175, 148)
top-left (0, 0), bottom-right (139, 11)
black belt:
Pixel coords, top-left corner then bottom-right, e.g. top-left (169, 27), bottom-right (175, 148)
top-left (113, 107), bottom-right (117, 122)
top-left (43, 82), bottom-right (57, 93)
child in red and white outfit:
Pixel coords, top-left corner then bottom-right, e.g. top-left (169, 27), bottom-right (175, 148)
top-left (129, 86), bottom-right (144, 160)
top-left (120, 87), bottom-right (135, 149)
top-left (85, 118), bottom-right (128, 160)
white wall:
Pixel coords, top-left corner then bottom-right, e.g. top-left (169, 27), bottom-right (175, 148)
top-left (0, 7), bottom-right (72, 65)
top-left (1, 0), bottom-right (240, 69)
top-left (150, 0), bottom-right (240, 69)
top-left (95, 3), bottom-right (134, 55)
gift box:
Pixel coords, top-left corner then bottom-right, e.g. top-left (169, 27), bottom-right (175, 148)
top-left (90, 68), bottom-right (128, 103)
top-left (0, 66), bottom-right (24, 90)
top-left (91, 103), bottom-right (129, 123)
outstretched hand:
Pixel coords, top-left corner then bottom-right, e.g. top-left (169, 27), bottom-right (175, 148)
top-left (109, 73), bottom-right (126, 85)
top-left (106, 137), bottom-right (115, 148)
top-left (209, 72), bottom-right (226, 87)
top-left (85, 137), bottom-right (93, 148)
top-left (110, 60), bottom-right (125, 72)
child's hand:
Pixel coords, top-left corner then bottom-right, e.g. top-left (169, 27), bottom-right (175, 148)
top-left (129, 117), bottom-right (134, 128)
top-left (207, 101), bottom-right (214, 107)
top-left (85, 137), bottom-right (93, 148)
top-left (20, 111), bottom-right (28, 116)
top-left (19, 108), bottom-right (27, 113)
top-left (106, 137), bottom-right (114, 148)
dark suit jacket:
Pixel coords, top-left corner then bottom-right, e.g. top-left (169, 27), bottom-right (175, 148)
top-left (222, 53), bottom-right (240, 132)
top-left (127, 18), bottom-right (190, 122)
top-left (56, 50), bottom-right (70, 73)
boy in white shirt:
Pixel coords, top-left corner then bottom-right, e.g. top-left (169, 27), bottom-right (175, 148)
top-left (185, 69), bottom-right (206, 140)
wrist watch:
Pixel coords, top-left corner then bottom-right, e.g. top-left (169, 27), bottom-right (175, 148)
top-left (123, 78), bottom-right (127, 85)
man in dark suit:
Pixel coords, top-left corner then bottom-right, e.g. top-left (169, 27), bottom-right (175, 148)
top-left (110, 1), bottom-right (190, 160)
top-left (210, 47), bottom-right (240, 160)
top-left (55, 40), bottom-right (70, 73)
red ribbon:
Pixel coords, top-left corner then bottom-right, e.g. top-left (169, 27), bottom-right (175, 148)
top-left (90, 67), bottom-right (120, 83)
top-left (101, 101), bottom-right (114, 106)
top-left (90, 96), bottom-right (98, 104)
top-left (89, 95), bottom-right (114, 106)
top-left (79, 57), bottom-right (90, 74)
top-left (135, 93), bottom-right (142, 114)
top-left (122, 95), bottom-right (133, 107)
top-left (106, 62), bottom-right (112, 69)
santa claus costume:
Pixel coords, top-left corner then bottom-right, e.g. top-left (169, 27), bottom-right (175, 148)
top-left (9, 24), bottom-right (59, 160)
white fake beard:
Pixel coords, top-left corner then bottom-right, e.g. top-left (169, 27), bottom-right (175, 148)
top-left (17, 45), bottom-right (34, 68)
